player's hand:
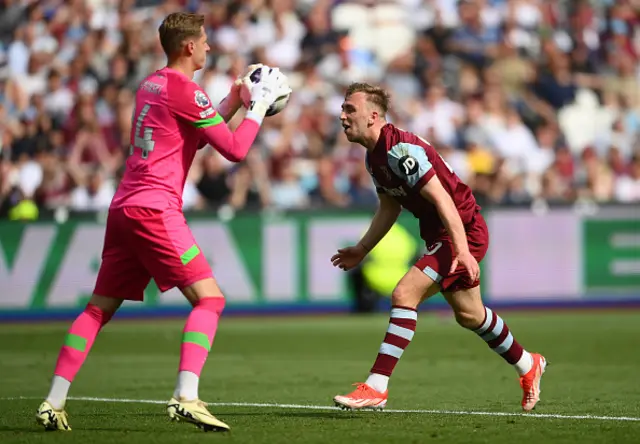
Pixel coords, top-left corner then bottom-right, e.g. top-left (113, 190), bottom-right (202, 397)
top-left (250, 66), bottom-right (284, 106)
top-left (234, 64), bottom-right (264, 88)
top-left (331, 244), bottom-right (368, 271)
top-left (450, 250), bottom-right (480, 282)
top-left (272, 70), bottom-right (292, 99)
top-left (226, 64), bottom-right (264, 104)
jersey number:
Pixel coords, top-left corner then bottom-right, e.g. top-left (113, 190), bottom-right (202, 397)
top-left (129, 104), bottom-right (155, 159)
top-left (425, 242), bottom-right (443, 255)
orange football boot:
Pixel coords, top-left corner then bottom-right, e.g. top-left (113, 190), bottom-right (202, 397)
top-left (520, 353), bottom-right (547, 411)
top-left (334, 383), bottom-right (388, 410)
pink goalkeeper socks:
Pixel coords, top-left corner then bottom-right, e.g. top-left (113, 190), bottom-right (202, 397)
top-left (53, 304), bottom-right (112, 382)
top-left (178, 297), bottom-right (225, 376)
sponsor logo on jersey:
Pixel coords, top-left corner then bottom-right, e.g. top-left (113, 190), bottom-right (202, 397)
top-left (398, 155), bottom-right (419, 176)
top-left (194, 90), bottom-right (210, 108)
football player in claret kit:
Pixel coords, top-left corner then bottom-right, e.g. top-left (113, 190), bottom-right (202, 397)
top-left (35, 12), bottom-right (290, 432)
top-left (331, 83), bottom-right (547, 412)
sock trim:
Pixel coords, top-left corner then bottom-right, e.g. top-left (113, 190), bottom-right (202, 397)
top-left (182, 331), bottom-right (211, 351)
top-left (494, 332), bottom-right (514, 355)
top-left (390, 307), bottom-right (418, 320)
top-left (387, 323), bottom-right (415, 341)
top-left (64, 333), bottom-right (87, 352)
top-left (391, 305), bottom-right (418, 312)
top-left (197, 296), bottom-right (226, 313)
top-left (379, 342), bottom-right (404, 359)
top-left (481, 316), bottom-right (504, 341)
top-left (85, 303), bottom-right (113, 325)
top-left (474, 307), bottom-right (493, 334)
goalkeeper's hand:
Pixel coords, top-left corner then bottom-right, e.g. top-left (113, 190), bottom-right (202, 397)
top-left (228, 63), bottom-right (264, 102)
top-left (218, 64), bottom-right (266, 120)
top-left (236, 64), bottom-right (264, 87)
top-left (272, 70), bottom-right (292, 100)
top-left (248, 67), bottom-right (285, 116)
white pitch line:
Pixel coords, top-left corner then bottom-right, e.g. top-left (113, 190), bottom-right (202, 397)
top-left (4, 396), bottom-right (640, 422)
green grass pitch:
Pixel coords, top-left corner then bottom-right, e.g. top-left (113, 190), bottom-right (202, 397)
top-left (1, 310), bottom-right (640, 443)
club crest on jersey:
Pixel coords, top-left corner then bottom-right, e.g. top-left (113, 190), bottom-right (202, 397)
top-left (398, 155), bottom-right (419, 176)
top-left (194, 90), bottom-right (210, 108)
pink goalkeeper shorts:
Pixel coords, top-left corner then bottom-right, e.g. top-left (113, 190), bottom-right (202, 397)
top-left (94, 207), bottom-right (213, 301)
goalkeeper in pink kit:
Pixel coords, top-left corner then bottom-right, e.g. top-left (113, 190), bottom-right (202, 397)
top-left (36, 12), bottom-right (289, 432)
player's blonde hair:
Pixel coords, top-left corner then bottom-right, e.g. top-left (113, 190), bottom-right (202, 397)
top-left (158, 12), bottom-right (205, 57)
top-left (345, 82), bottom-right (391, 114)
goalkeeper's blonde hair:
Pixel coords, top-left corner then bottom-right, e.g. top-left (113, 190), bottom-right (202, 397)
top-left (345, 83), bottom-right (391, 114)
top-left (158, 12), bottom-right (205, 57)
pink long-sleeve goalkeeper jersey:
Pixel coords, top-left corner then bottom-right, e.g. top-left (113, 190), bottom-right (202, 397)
top-left (111, 67), bottom-right (259, 211)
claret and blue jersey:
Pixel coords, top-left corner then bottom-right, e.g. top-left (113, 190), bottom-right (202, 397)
top-left (365, 124), bottom-right (480, 242)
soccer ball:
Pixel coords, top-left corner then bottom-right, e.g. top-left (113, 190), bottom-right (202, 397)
top-left (240, 66), bottom-right (291, 116)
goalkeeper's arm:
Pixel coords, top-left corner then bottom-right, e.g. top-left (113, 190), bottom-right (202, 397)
top-left (197, 68), bottom-right (282, 162)
top-left (216, 64), bottom-right (264, 123)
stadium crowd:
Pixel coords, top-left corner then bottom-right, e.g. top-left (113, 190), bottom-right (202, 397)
top-left (0, 0), bottom-right (639, 219)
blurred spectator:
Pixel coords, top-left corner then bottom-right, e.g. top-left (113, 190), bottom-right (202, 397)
top-left (196, 150), bottom-right (233, 209)
top-left (0, 0), bottom-right (639, 220)
top-left (614, 154), bottom-right (640, 203)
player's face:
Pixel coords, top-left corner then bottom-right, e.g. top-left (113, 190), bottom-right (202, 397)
top-left (340, 92), bottom-right (372, 144)
top-left (192, 26), bottom-right (210, 70)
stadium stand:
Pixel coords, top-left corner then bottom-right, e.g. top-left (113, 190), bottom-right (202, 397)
top-left (0, 0), bottom-right (638, 219)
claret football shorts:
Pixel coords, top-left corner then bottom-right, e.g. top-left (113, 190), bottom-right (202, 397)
top-left (414, 212), bottom-right (489, 293)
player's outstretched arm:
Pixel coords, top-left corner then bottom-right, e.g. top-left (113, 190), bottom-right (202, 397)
top-left (358, 193), bottom-right (402, 252)
top-left (419, 177), bottom-right (479, 280)
top-left (331, 193), bottom-right (401, 271)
